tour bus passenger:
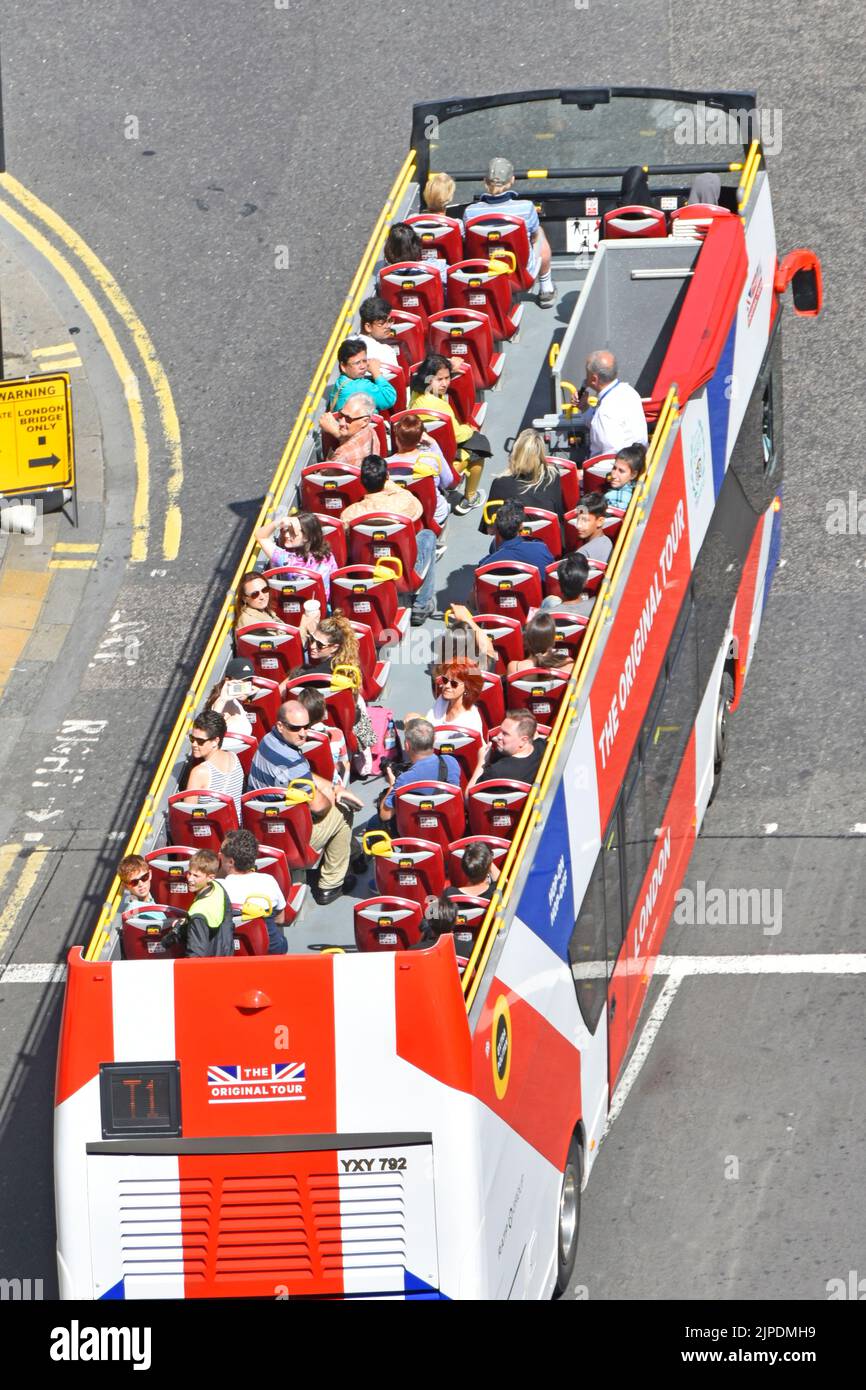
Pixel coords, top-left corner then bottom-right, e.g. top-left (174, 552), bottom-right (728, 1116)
top-left (286, 614), bottom-right (374, 767)
top-left (390, 411), bottom-right (457, 531)
top-left (383, 222), bottom-right (449, 286)
top-left (248, 700), bottom-right (353, 906)
top-left (219, 827), bottom-right (288, 955)
top-left (572, 491), bottom-right (613, 563)
top-left (568, 350), bottom-right (648, 457)
top-left (480, 498), bottom-right (554, 586)
top-left (204, 657), bottom-right (256, 737)
top-left (295, 687), bottom-right (350, 787)
top-left (409, 355), bottom-right (491, 514)
top-left (506, 612), bottom-right (573, 678)
top-left (481, 429), bottom-right (564, 534)
top-left (537, 551), bottom-right (594, 618)
top-left (604, 442), bottom-right (646, 510)
top-left (118, 854), bottom-right (156, 911)
top-left (424, 658), bottom-right (487, 741)
top-left (412, 893), bottom-right (461, 951)
top-left (619, 165), bottom-right (652, 204)
top-left (446, 841), bottom-right (498, 902)
top-left (185, 710), bottom-right (245, 821)
top-left (468, 710), bottom-right (546, 789)
top-left (423, 172), bottom-right (456, 215)
top-left (378, 719), bottom-right (461, 823)
top-left (341, 454), bottom-right (437, 626)
top-left (435, 605), bottom-right (497, 672)
top-left (321, 338), bottom-right (396, 419)
top-left (687, 172), bottom-right (723, 206)
top-left (254, 512), bottom-right (337, 597)
top-left (322, 391), bottom-right (380, 465)
top-left (462, 157), bottom-right (556, 307)
top-left (235, 571), bottom-right (284, 632)
top-left (179, 850), bottom-right (234, 958)
top-left (356, 294), bottom-right (400, 369)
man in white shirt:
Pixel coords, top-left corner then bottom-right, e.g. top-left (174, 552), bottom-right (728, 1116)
top-left (219, 828), bottom-right (287, 955)
top-left (356, 295), bottom-right (400, 369)
top-left (574, 350), bottom-right (648, 458)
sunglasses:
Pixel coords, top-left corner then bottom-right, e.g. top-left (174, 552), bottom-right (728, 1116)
top-left (309, 636), bottom-right (332, 648)
top-left (281, 720), bottom-right (310, 733)
top-left (189, 733), bottom-right (212, 746)
top-left (246, 586), bottom-right (269, 598)
top-left (334, 410), bottom-right (367, 424)
top-left (440, 677), bottom-right (462, 689)
top-left (125, 871), bottom-right (151, 887)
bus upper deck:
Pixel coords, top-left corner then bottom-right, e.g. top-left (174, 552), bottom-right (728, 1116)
top-left (56, 89), bottom-right (821, 1301)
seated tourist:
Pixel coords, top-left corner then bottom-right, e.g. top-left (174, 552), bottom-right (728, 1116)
top-left (356, 294), bottom-right (400, 369)
top-left (572, 491), bottom-right (612, 563)
top-left (383, 221), bottom-right (449, 286)
top-left (604, 443), bottom-right (646, 510)
top-left (379, 718), bottom-right (461, 822)
top-left (468, 709), bottom-right (546, 788)
top-left (462, 156), bottom-right (556, 306)
top-left (506, 612), bottom-right (573, 677)
top-left (446, 840), bottom-right (498, 902)
top-left (423, 172), bottom-right (456, 215)
top-left (219, 827), bottom-right (287, 956)
top-left (321, 338), bottom-right (396, 419)
top-left (118, 854), bottom-right (156, 912)
top-left (423, 658), bottom-right (486, 743)
top-left (480, 498), bottom-right (554, 586)
top-left (254, 512), bottom-right (337, 597)
top-left (203, 657), bottom-right (256, 736)
top-left (322, 391), bottom-right (380, 465)
top-left (538, 552), bottom-right (594, 618)
top-left (185, 709), bottom-right (244, 821)
top-left (175, 851), bottom-right (234, 958)
top-left (234, 571), bottom-right (286, 632)
top-left (409, 354), bottom-right (490, 513)
top-left (390, 411), bottom-right (457, 531)
top-left (341, 453), bottom-right (437, 626)
top-left (481, 429), bottom-right (564, 533)
top-left (435, 605), bottom-right (496, 672)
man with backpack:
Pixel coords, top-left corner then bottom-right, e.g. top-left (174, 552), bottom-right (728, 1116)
top-left (378, 719), bottom-right (461, 822)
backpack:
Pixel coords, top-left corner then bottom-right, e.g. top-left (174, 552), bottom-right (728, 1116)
top-left (354, 704), bottom-right (400, 777)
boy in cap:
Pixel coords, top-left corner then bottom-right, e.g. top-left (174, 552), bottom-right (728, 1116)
top-left (462, 156), bottom-right (556, 307)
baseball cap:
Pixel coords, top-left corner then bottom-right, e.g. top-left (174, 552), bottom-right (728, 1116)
top-left (487, 157), bottom-right (514, 184)
top-left (225, 657), bottom-right (255, 681)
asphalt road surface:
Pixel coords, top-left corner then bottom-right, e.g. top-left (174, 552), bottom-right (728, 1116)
top-left (0, 0), bottom-right (861, 1302)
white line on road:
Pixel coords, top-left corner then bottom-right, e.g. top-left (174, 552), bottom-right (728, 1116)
top-left (0, 963), bottom-right (67, 983)
top-left (605, 971), bottom-right (682, 1136)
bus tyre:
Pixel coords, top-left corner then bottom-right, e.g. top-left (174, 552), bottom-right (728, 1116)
top-left (709, 672), bottom-right (734, 805)
top-left (553, 1135), bottom-right (582, 1299)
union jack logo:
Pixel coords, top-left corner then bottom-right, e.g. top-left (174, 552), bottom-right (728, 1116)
top-left (208, 1064), bottom-right (240, 1085)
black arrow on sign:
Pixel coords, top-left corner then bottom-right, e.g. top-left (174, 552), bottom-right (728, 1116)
top-left (28, 453), bottom-right (60, 469)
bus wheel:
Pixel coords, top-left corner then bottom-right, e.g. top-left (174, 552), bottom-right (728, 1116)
top-left (553, 1135), bottom-right (582, 1298)
top-left (709, 672), bottom-right (734, 805)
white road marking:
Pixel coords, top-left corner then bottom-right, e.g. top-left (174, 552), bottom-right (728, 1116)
top-left (764, 822), bottom-right (778, 834)
top-left (23, 832), bottom-right (44, 842)
top-left (851, 824), bottom-right (866, 834)
top-left (605, 972), bottom-right (681, 1135)
top-left (0, 963), bottom-right (67, 983)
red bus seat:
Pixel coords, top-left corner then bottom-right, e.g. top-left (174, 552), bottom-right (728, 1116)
top-left (301, 462), bottom-right (364, 515)
top-left (314, 513), bottom-right (348, 570)
top-left (240, 786), bottom-right (318, 869)
top-left (222, 731), bottom-right (258, 780)
top-left (254, 843), bottom-right (291, 902)
top-left (433, 724), bottom-right (484, 790)
top-left (329, 565), bottom-right (409, 647)
top-left (546, 610), bottom-right (589, 659)
top-left (346, 619), bottom-right (389, 700)
top-left (367, 835), bottom-right (446, 911)
top-left (463, 213), bottom-right (535, 290)
top-left (282, 673), bottom-right (358, 755)
top-left (505, 667), bottom-right (570, 723)
top-left (669, 203), bottom-right (731, 238)
top-left (376, 359), bottom-right (408, 414)
top-left (428, 309), bottom-right (504, 391)
top-left (406, 212), bottom-right (464, 265)
top-left (354, 896), bottom-right (424, 952)
top-left (475, 561), bottom-right (543, 621)
top-left (377, 262), bottom-right (445, 331)
top-left (386, 461), bottom-right (440, 534)
top-left (168, 791), bottom-right (239, 852)
top-left (145, 846), bottom-right (196, 911)
top-left (446, 358), bottom-right (485, 430)
top-left (446, 836), bottom-right (511, 888)
top-left (297, 727), bottom-right (336, 783)
top-left (232, 916), bottom-right (270, 956)
top-left (476, 671), bottom-right (506, 733)
top-left (470, 614), bottom-right (523, 675)
top-left (347, 512), bottom-right (425, 591)
top-left (235, 624), bottom-right (303, 682)
top-left (240, 676), bottom-right (281, 744)
top-left (121, 905), bottom-right (186, 960)
top-left (446, 259), bottom-right (522, 340)
top-left (448, 894), bottom-right (490, 933)
top-left (550, 456), bottom-right (581, 513)
top-left (467, 779), bottom-right (531, 837)
top-left (388, 310), bottom-right (426, 373)
top-left (581, 453), bottom-right (617, 495)
top-left (603, 205), bottom-right (667, 239)
top-left (544, 558), bottom-right (606, 601)
top-left (265, 568), bottom-right (328, 628)
top-left (393, 780), bottom-right (466, 857)
top-left (521, 506), bottom-right (562, 558)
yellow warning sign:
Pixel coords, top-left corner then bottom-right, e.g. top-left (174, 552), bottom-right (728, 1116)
top-left (0, 373), bottom-right (74, 497)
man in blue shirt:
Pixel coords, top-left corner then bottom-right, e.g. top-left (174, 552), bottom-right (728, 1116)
top-left (462, 157), bottom-right (556, 307)
top-left (379, 719), bottom-right (461, 819)
top-left (478, 499), bottom-right (555, 587)
top-left (323, 337), bottom-right (397, 416)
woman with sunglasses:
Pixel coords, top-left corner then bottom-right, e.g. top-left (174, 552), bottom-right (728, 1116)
top-left (254, 512), bottom-right (337, 598)
top-left (185, 709), bottom-right (245, 821)
top-left (234, 571), bottom-right (287, 632)
top-left (424, 658), bottom-right (486, 739)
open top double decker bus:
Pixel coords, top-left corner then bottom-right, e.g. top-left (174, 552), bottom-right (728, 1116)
top-left (55, 88), bottom-right (821, 1301)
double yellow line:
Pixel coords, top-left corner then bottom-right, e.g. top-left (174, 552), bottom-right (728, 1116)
top-left (0, 843), bottom-right (50, 957)
top-left (0, 173), bottom-right (182, 562)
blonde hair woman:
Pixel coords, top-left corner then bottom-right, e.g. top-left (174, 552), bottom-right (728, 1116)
top-left (423, 172), bottom-right (456, 214)
top-left (481, 428), bottom-right (565, 535)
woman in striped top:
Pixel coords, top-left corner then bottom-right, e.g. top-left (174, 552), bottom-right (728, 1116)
top-left (185, 709), bottom-right (245, 822)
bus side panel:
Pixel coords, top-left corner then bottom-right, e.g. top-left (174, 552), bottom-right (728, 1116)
top-left (729, 513), bottom-right (768, 710)
top-left (55, 1077), bottom-right (102, 1299)
top-left (726, 174), bottom-right (776, 458)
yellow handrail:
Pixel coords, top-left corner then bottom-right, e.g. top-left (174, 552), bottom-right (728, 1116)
top-left (462, 386), bottom-right (680, 1009)
top-left (736, 140), bottom-right (761, 211)
top-left (85, 150), bottom-right (418, 962)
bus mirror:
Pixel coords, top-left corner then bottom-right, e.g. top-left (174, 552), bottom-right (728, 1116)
top-left (774, 249), bottom-right (822, 317)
